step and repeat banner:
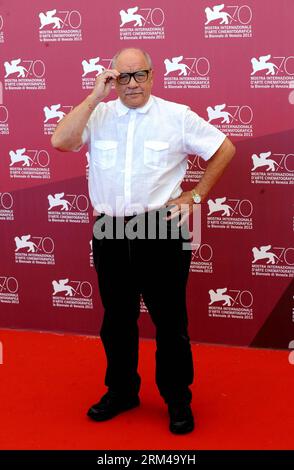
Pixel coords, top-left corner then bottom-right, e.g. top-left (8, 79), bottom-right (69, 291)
top-left (0, 0), bottom-right (293, 348)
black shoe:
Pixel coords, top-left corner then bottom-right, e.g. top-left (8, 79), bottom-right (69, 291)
top-left (168, 403), bottom-right (194, 434)
top-left (87, 391), bottom-right (140, 422)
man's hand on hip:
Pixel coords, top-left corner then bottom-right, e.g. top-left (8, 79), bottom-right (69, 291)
top-left (165, 191), bottom-right (199, 226)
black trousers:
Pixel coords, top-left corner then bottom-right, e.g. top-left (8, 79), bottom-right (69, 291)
top-left (92, 210), bottom-right (194, 404)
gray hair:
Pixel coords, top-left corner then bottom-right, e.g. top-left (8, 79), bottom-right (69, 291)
top-left (111, 48), bottom-right (153, 69)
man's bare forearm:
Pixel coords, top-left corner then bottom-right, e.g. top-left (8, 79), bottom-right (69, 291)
top-left (192, 137), bottom-right (236, 201)
top-left (51, 94), bottom-right (99, 152)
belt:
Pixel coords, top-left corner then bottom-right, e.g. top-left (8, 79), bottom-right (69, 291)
top-left (97, 208), bottom-right (171, 224)
top-left (97, 213), bottom-right (141, 224)
top-left (121, 214), bottom-right (138, 224)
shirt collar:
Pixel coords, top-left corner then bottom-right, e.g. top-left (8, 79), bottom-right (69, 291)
top-left (115, 96), bottom-right (153, 117)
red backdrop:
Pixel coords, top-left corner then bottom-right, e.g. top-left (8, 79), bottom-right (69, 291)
top-left (0, 0), bottom-right (293, 348)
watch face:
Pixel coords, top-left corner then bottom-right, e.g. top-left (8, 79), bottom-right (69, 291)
top-left (193, 194), bottom-right (201, 204)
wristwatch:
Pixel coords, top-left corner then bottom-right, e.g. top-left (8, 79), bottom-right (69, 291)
top-left (191, 189), bottom-right (202, 204)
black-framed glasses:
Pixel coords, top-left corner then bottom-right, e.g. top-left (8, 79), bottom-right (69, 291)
top-left (117, 69), bottom-right (151, 85)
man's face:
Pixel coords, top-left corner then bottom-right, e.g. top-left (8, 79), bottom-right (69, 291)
top-left (114, 50), bottom-right (153, 109)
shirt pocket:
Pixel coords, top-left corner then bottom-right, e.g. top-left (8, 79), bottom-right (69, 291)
top-left (144, 140), bottom-right (169, 169)
top-left (93, 140), bottom-right (118, 169)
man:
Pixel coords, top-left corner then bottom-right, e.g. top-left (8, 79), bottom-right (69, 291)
top-left (51, 48), bottom-right (235, 434)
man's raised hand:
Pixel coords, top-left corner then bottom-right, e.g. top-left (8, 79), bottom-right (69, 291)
top-left (90, 69), bottom-right (120, 103)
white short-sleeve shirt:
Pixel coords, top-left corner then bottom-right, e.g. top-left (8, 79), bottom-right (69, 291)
top-left (83, 95), bottom-right (226, 216)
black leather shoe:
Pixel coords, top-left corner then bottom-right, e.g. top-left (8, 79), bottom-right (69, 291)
top-left (168, 403), bottom-right (195, 434)
top-left (87, 391), bottom-right (140, 422)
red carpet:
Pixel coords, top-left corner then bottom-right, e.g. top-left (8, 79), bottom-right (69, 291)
top-left (0, 329), bottom-right (293, 450)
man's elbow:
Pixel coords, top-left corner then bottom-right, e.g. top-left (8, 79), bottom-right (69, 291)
top-left (51, 134), bottom-right (63, 151)
top-left (51, 134), bottom-right (81, 152)
top-left (229, 140), bottom-right (236, 160)
top-left (225, 138), bottom-right (236, 162)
